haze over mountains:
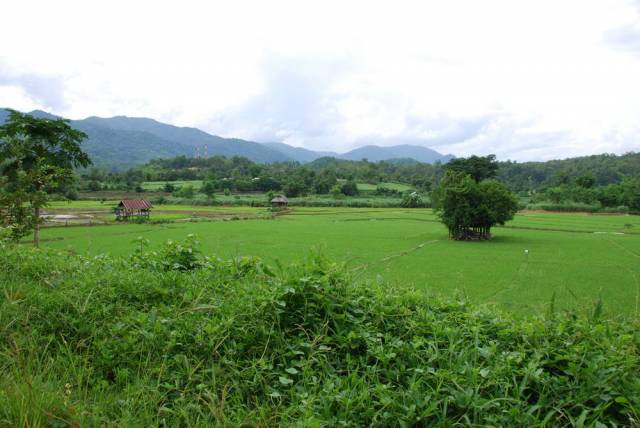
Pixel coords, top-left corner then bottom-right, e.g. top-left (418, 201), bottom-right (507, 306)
top-left (0, 109), bottom-right (454, 169)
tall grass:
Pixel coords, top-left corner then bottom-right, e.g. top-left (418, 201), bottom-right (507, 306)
top-left (150, 195), bottom-right (430, 208)
top-left (525, 202), bottom-right (630, 214)
top-left (1, 239), bottom-right (639, 426)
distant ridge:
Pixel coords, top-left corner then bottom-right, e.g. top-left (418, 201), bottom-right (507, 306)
top-left (262, 142), bottom-right (339, 163)
top-left (262, 142), bottom-right (453, 164)
top-left (0, 108), bottom-right (454, 169)
top-left (338, 144), bottom-right (454, 163)
top-left (0, 109), bottom-right (292, 169)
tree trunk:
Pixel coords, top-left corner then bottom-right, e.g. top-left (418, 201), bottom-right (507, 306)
top-left (34, 205), bottom-right (40, 247)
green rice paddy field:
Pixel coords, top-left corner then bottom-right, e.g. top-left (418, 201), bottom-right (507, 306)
top-left (38, 206), bottom-right (640, 317)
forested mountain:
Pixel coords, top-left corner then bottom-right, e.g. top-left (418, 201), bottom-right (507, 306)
top-left (1, 109), bottom-right (193, 168)
top-left (0, 109), bottom-right (11, 123)
top-left (0, 109), bottom-right (292, 169)
top-left (262, 142), bottom-right (454, 164)
top-left (339, 144), bottom-right (454, 163)
top-left (71, 121), bottom-right (193, 168)
top-left (498, 152), bottom-right (640, 191)
top-left (80, 116), bottom-right (291, 165)
top-left (0, 109), bottom-right (455, 168)
top-left (262, 142), bottom-right (339, 162)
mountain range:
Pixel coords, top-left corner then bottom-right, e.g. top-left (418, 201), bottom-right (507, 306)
top-left (0, 108), bottom-right (454, 169)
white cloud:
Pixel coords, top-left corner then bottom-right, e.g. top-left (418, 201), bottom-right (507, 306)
top-left (1, 0), bottom-right (639, 160)
top-left (0, 85), bottom-right (44, 112)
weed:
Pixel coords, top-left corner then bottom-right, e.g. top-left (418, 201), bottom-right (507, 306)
top-left (1, 242), bottom-right (639, 425)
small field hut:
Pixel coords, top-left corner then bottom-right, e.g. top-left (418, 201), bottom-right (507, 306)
top-left (270, 195), bottom-right (289, 210)
top-left (115, 199), bottom-right (153, 220)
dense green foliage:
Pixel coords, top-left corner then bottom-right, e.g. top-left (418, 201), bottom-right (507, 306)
top-left (0, 110), bottom-right (91, 244)
top-left (87, 144), bottom-right (640, 201)
top-left (530, 177), bottom-right (640, 213)
top-left (1, 240), bottom-right (639, 426)
top-left (444, 154), bottom-right (499, 183)
top-left (76, 152), bottom-right (639, 213)
top-left (434, 172), bottom-right (518, 240)
top-left (499, 153), bottom-right (640, 192)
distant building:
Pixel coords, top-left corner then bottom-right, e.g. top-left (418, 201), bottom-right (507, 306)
top-left (270, 195), bottom-right (289, 210)
top-left (115, 199), bottom-right (152, 220)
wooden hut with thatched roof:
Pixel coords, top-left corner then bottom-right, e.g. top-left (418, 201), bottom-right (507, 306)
top-left (115, 199), bottom-right (152, 220)
top-left (270, 195), bottom-right (289, 210)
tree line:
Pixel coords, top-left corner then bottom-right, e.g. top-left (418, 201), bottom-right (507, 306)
top-left (76, 151), bottom-right (639, 200)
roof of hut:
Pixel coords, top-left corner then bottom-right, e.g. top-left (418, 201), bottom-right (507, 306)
top-left (118, 199), bottom-right (153, 210)
top-left (270, 195), bottom-right (289, 204)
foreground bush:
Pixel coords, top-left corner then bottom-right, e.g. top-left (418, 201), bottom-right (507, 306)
top-left (1, 241), bottom-right (639, 426)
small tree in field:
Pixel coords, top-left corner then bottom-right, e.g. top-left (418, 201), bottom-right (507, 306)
top-left (200, 181), bottom-right (216, 200)
top-left (433, 171), bottom-right (517, 240)
top-left (0, 110), bottom-right (91, 246)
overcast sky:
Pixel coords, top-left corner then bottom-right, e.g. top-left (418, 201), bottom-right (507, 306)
top-left (1, 0), bottom-right (639, 160)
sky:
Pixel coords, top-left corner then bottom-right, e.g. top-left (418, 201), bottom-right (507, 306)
top-left (1, 0), bottom-right (639, 161)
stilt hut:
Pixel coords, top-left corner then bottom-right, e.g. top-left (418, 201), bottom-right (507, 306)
top-left (115, 199), bottom-right (152, 220)
top-left (270, 195), bottom-right (289, 210)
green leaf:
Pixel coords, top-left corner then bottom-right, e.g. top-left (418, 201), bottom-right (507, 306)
top-left (575, 409), bottom-right (588, 428)
top-left (279, 376), bottom-right (293, 385)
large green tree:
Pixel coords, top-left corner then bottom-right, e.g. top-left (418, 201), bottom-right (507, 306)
top-left (433, 171), bottom-right (518, 240)
top-left (0, 110), bottom-right (91, 246)
top-left (622, 177), bottom-right (640, 212)
top-left (444, 154), bottom-right (499, 183)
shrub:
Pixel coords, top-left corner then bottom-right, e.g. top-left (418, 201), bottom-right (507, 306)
top-left (65, 188), bottom-right (79, 200)
top-left (526, 202), bottom-right (603, 213)
top-left (151, 195), bottom-right (166, 205)
top-left (374, 185), bottom-right (401, 196)
top-left (130, 234), bottom-right (201, 271)
top-left (340, 180), bottom-right (359, 196)
top-left (175, 184), bottom-right (195, 198)
top-left (400, 191), bottom-right (426, 208)
top-left (283, 181), bottom-right (306, 198)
